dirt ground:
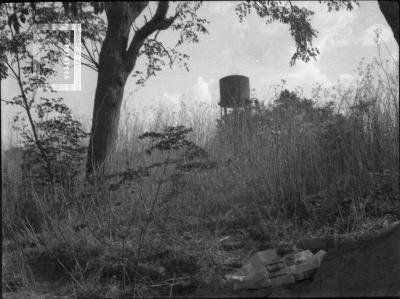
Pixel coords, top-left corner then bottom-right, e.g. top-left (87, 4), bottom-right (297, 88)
top-left (3, 224), bottom-right (399, 298)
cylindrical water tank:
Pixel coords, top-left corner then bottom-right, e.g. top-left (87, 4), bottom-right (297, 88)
top-left (219, 75), bottom-right (250, 108)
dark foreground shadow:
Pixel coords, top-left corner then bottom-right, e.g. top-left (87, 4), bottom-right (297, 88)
top-left (187, 224), bottom-right (400, 298)
top-left (276, 223), bottom-right (400, 297)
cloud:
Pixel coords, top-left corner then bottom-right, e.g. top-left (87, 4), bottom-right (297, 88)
top-left (207, 2), bottom-right (234, 14)
top-left (272, 60), bottom-right (332, 96)
top-left (360, 24), bottom-right (395, 46)
top-left (339, 73), bottom-right (354, 81)
top-left (161, 92), bottom-right (181, 107)
top-left (215, 1), bottom-right (361, 69)
top-left (338, 73), bottom-right (356, 88)
top-left (193, 76), bottom-right (213, 103)
top-left (311, 5), bottom-right (360, 55)
top-left (139, 77), bottom-right (214, 113)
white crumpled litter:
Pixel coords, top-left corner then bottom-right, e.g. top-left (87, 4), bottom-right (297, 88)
top-left (225, 248), bottom-right (327, 290)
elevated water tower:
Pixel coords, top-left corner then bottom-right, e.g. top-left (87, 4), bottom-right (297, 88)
top-left (218, 75), bottom-right (251, 120)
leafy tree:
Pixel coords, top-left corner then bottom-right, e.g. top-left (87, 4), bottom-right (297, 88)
top-left (1, 2), bottom-right (207, 180)
top-left (0, 3), bottom-right (92, 184)
top-left (235, 1), bottom-right (322, 66)
top-left (78, 2), bottom-right (208, 178)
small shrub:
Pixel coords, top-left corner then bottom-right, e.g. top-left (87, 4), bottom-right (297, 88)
top-left (15, 97), bottom-right (88, 188)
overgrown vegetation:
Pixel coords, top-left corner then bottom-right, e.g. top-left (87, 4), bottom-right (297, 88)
top-left (2, 53), bottom-right (399, 298)
top-left (16, 97), bottom-right (88, 186)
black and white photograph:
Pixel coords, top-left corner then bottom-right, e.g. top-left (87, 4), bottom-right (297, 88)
top-left (1, 1), bottom-right (399, 298)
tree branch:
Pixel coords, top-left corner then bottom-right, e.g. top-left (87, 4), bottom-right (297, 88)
top-left (82, 39), bottom-right (99, 69)
top-left (124, 1), bottom-right (177, 71)
top-left (4, 60), bottom-right (19, 80)
top-left (1, 99), bottom-right (24, 108)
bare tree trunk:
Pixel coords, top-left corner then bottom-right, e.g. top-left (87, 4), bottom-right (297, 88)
top-left (86, 2), bottom-right (173, 178)
top-left (86, 3), bottom-right (135, 177)
top-left (86, 70), bottom-right (127, 176)
top-left (378, 0), bottom-right (399, 45)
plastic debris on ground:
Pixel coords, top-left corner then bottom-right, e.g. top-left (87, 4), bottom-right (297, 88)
top-left (225, 247), bottom-right (326, 290)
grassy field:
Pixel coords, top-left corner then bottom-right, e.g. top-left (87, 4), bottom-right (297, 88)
top-left (2, 55), bottom-right (399, 298)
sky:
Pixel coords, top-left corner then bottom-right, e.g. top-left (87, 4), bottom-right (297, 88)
top-left (1, 1), bottom-right (399, 148)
